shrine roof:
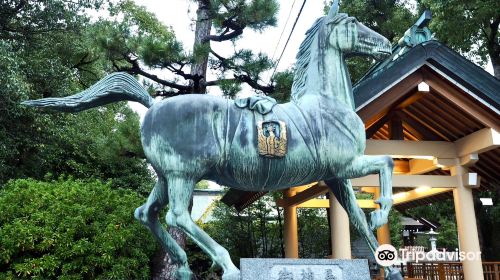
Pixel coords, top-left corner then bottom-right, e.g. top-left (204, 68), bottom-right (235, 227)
top-left (353, 11), bottom-right (499, 111)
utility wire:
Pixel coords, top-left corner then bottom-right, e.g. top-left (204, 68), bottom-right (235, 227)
top-left (270, 0), bottom-right (307, 82)
top-left (270, 0), bottom-right (298, 62)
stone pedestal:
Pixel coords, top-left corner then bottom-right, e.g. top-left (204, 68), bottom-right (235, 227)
top-left (240, 258), bottom-right (370, 280)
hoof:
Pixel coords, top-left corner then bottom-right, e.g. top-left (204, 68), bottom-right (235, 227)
top-left (369, 209), bottom-right (388, 230)
top-left (375, 197), bottom-right (393, 210)
top-left (176, 266), bottom-right (194, 280)
top-left (222, 269), bottom-right (240, 280)
top-left (385, 268), bottom-right (403, 280)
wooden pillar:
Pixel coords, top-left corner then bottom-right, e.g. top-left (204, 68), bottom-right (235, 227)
top-left (283, 188), bottom-right (299, 258)
top-left (374, 188), bottom-right (391, 245)
top-left (374, 111), bottom-right (400, 246)
top-left (329, 191), bottom-right (351, 259)
top-left (377, 224), bottom-right (392, 245)
top-left (451, 165), bottom-right (484, 280)
top-left (389, 111), bottom-right (404, 141)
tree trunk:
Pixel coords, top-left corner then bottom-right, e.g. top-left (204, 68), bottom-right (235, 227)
top-left (276, 204), bottom-right (285, 257)
top-left (189, 0), bottom-right (212, 93)
top-left (493, 60), bottom-right (500, 80)
top-left (152, 228), bottom-right (188, 280)
top-left (153, 2), bottom-right (213, 278)
top-left (487, 17), bottom-right (500, 80)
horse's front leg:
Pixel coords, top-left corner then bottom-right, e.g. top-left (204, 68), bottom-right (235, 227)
top-left (326, 179), bottom-right (402, 280)
top-left (338, 155), bottom-right (394, 230)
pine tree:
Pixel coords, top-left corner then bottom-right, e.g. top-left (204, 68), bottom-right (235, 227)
top-left (99, 0), bottom-right (283, 97)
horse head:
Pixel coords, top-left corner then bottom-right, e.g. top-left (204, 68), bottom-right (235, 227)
top-left (325, 0), bottom-right (392, 60)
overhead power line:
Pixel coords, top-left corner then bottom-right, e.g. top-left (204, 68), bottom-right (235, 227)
top-left (270, 0), bottom-right (298, 62)
top-left (270, 0), bottom-right (307, 81)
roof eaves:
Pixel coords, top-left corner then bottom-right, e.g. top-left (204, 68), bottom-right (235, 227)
top-left (354, 40), bottom-right (500, 112)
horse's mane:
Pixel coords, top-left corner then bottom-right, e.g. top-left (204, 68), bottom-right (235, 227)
top-left (291, 16), bottom-right (325, 101)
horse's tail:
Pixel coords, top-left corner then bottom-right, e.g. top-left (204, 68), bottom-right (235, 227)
top-left (22, 72), bottom-right (155, 111)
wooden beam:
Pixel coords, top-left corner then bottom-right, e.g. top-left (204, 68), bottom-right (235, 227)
top-left (462, 173), bottom-right (480, 188)
top-left (292, 199), bottom-right (323, 208)
top-left (402, 121), bottom-right (424, 140)
top-left (351, 174), bottom-right (457, 188)
top-left (393, 187), bottom-right (453, 205)
top-left (454, 128), bottom-right (500, 157)
top-left (295, 188), bottom-right (454, 209)
top-left (278, 184), bottom-right (328, 208)
top-left (460, 153), bottom-right (479, 167)
top-left (366, 112), bottom-right (392, 139)
top-left (396, 91), bottom-right (427, 110)
top-left (289, 182), bottom-right (317, 193)
top-left (284, 199), bottom-right (326, 208)
top-left (402, 111), bottom-right (443, 141)
top-left (408, 159), bottom-right (438, 174)
top-left (365, 139), bottom-right (457, 158)
top-left (405, 109), bottom-right (451, 141)
top-left (357, 199), bottom-right (377, 208)
top-left (357, 71), bottom-right (423, 127)
top-left (394, 160), bottom-right (410, 173)
top-left (435, 158), bottom-right (457, 169)
top-left (292, 199), bottom-right (377, 209)
top-left (360, 187), bottom-right (377, 193)
top-left (422, 67), bottom-right (500, 131)
top-left (389, 111), bottom-right (404, 140)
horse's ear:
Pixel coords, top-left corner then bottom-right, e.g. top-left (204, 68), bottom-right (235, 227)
top-left (327, 0), bottom-right (339, 18)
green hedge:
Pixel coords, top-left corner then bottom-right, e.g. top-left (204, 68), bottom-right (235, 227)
top-left (0, 178), bottom-right (157, 279)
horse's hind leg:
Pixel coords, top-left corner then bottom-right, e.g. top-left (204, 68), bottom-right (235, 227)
top-left (326, 179), bottom-right (403, 280)
top-left (338, 155), bottom-right (394, 230)
top-left (165, 175), bottom-right (239, 280)
top-left (134, 177), bottom-right (193, 280)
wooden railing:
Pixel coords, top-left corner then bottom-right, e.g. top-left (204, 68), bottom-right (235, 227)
top-left (484, 262), bottom-right (500, 280)
top-left (398, 262), bottom-right (500, 280)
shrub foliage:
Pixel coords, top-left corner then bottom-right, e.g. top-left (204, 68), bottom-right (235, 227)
top-left (0, 179), bottom-right (157, 279)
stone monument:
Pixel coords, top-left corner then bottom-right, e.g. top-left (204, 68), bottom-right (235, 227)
top-left (240, 258), bottom-right (370, 280)
top-left (23, 1), bottom-right (402, 279)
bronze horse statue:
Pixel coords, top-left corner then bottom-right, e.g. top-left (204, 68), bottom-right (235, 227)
top-left (23, 2), bottom-right (402, 279)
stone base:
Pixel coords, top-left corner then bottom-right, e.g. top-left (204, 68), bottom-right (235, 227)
top-left (240, 258), bottom-right (370, 280)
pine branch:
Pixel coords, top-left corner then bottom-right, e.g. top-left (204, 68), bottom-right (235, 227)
top-left (163, 63), bottom-right (199, 80)
top-left (114, 56), bottom-right (190, 93)
top-left (72, 53), bottom-right (101, 69)
top-left (152, 89), bottom-right (184, 98)
top-left (207, 18), bottom-right (245, 42)
top-left (234, 74), bottom-right (274, 94)
top-left (207, 29), bottom-right (243, 42)
top-left (209, 50), bottom-right (274, 94)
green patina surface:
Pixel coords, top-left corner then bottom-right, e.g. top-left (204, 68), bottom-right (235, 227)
top-left (23, 1), bottom-right (403, 279)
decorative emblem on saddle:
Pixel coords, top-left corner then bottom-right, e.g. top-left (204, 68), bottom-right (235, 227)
top-left (257, 121), bottom-right (287, 158)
